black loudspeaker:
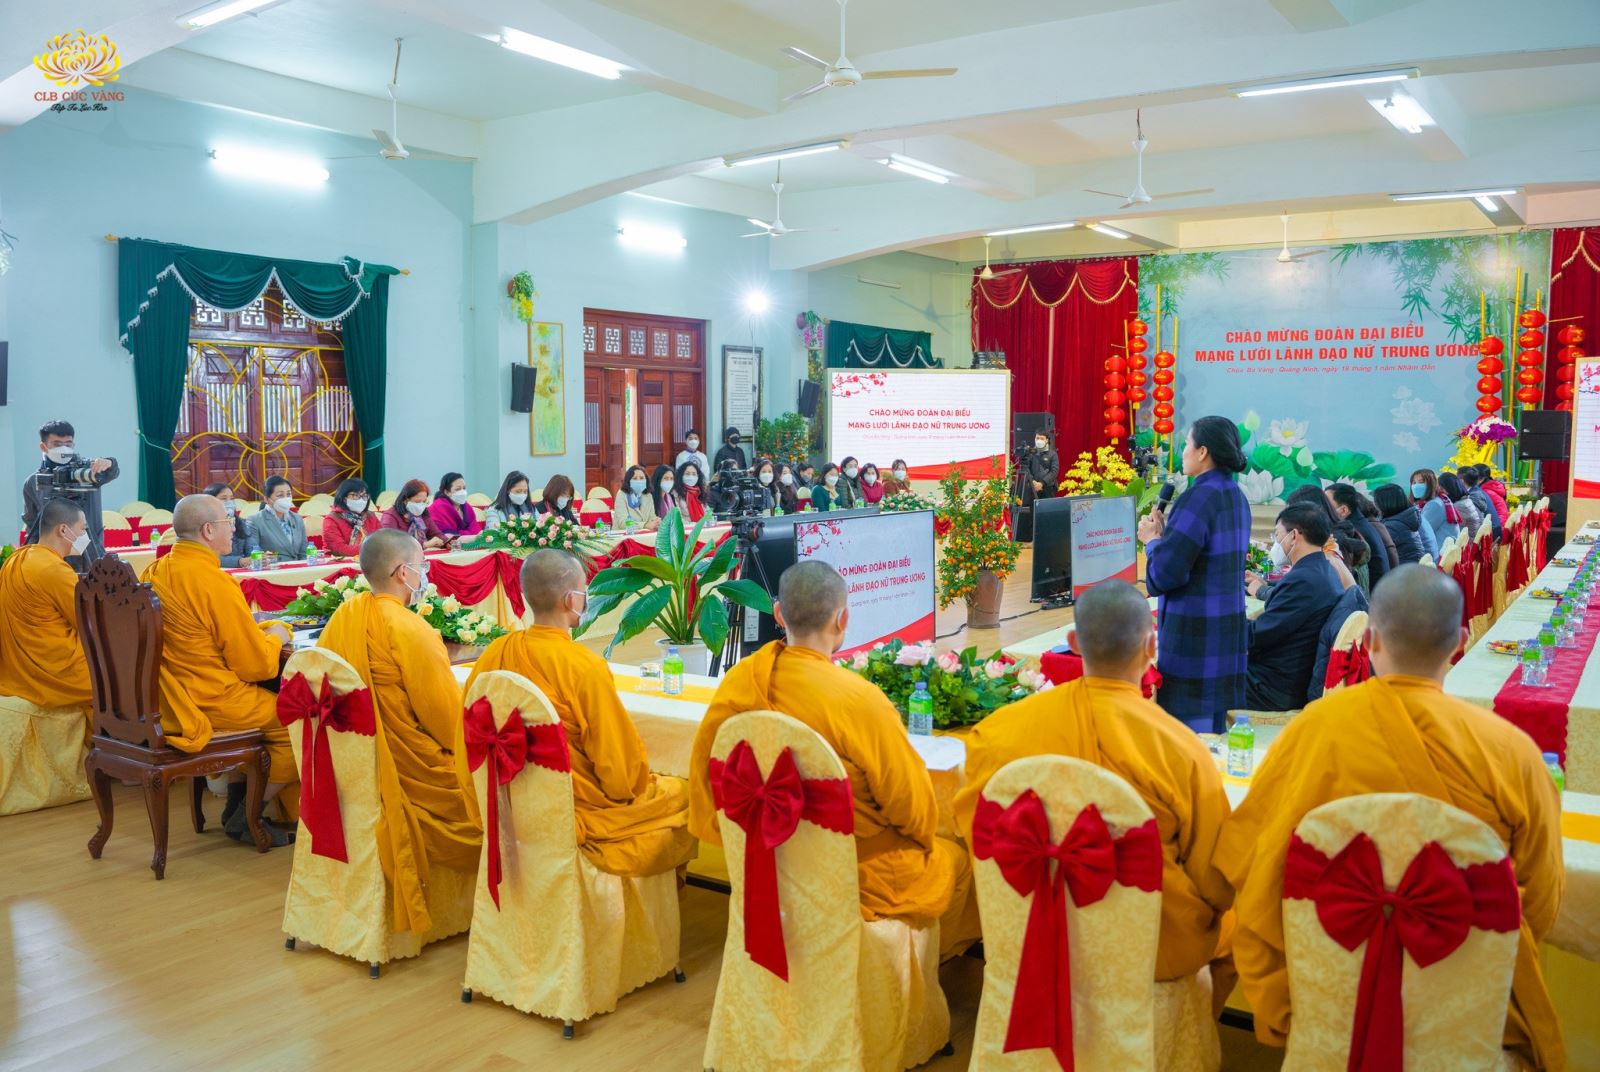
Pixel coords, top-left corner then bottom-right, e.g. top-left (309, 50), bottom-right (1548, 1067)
top-left (797, 379), bottom-right (822, 419)
top-left (0, 342), bottom-right (8, 406)
top-left (1519, 409), bottom-right (1571, 461)
top-left (510, 364), bottom-right (537, 413)
top-left (1012, 411), bottom-right (1055, 452)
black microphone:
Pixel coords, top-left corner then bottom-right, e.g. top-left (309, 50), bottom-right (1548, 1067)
top-left (1155, 479), bottom-right (1177, 514)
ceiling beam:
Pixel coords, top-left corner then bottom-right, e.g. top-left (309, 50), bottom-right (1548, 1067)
top-left (1268, 0), bottom-right (1424, 32)
top-left (850, 134), bottom-right (1036, 201)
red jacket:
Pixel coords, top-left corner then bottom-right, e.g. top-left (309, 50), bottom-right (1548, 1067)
top-left (1480, 479), bottom-right (1510, 523)
top-left (321, 510), bottom-right (382, 557)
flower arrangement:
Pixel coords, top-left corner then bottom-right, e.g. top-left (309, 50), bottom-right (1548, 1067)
top-left (283, 573), bottom-right (370, 618)
top-left (1455, 416), bottom-right (1518, 446)
top-left (506, 271), bottom-right (538, 325)
top-left (464, 512), bottom-right (606, 560)
top-left (1057, 445), bottom-right (1138, 496)
top-left (880, 489), bottom-right (938, 514)
top-left (934, 467), bottom-right (1020, 608)
top-left (835, 639), bottom-right (1050, 729)
top-left (414, 586), bottom-right (507, 647)
top-left (1246, 540), bottom-right (1273, 577)
top-left (796, 309), bottom-right (824, 351)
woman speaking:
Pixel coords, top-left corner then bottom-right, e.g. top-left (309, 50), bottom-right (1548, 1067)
top-left (1137, 416), bottom-right (1251, 734)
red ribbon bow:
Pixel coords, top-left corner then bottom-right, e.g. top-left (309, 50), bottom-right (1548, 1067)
top-left (463, 696), bottom-right (570, 908)
top-left (1324, 643), bottom-right (1373, 691)
top-left (708, 740), bottom-right (854, 981)
top-left (971, 793), bottom-right (1162, 1071)
top-left (1284, 833), bottom-right (1520, 1072)
top-left (276, 672), bottom-right (376, 863)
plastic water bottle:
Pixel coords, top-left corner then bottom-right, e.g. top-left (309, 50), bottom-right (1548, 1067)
top-left (1544, 752), bottom-right (1566, 793)
top-left (1227, 714), bottom-right (1255, 779)
top-left (662, 645), bottom-right (684, 696)
top-left (908, 682), bottom-right (934, 736)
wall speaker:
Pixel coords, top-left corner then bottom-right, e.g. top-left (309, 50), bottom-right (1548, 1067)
top-left (510, 364), bottom-right (537, 413)
top-left (1012, 411), bottom-right (1055, 452)
top-left (1519, 409), bottom-right (1570, 461)
top-left (0, 342), bottom-right (7, 407)
top-left (797, 379), bottom-right (822, 419)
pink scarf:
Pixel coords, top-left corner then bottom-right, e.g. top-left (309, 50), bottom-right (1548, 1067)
top-left (1436, 493), bottom-right (1461, 526)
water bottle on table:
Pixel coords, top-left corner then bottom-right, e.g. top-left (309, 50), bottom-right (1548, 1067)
top-left (1227, 714), bottom-right (1255, 778)
top-left (1544, 752), bottom-right (1565, 793)
top-left (908, 681), bottom-right (934, 736)
top-left (662, 645), bottom-right (684, 696)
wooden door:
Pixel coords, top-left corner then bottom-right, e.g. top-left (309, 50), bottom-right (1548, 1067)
top-left (583, 308), bottom-right (705, 491)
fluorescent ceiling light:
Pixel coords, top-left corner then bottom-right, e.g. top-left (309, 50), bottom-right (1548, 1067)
top-left (1475, 195), bottom-right (1500, 212)
top-left (1234, 67), bottom-right (1417, 98)
top-left (180, 0), bottom-right (282, 29)
top-left (1089, 223), bottom-right (1130, 239)
top-left (724, 140), bottom-right (848, 167)
top-left (881, 154), bottom-right (954, 184)
top-left (1369, 89), bottom-right (1435, 134)
top-left (210, 146), bottom-right (328, 188)
top-left (986, 222), bottom-right (1077, 237)
top-left (1390, 188), bottom-right (1518, 202)
top-left (618, 223), bottom-right (686, 252)
top-left (500, 28), bottom-right (625, 80)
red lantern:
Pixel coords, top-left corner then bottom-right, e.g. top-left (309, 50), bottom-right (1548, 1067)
top-left (1476, 375), bottom-right (1503, 394)
top-left (1104, 389), bottom-right (1127, 406)
top-left (1153, 350), bottom-right (1176, 369)
top-left (1153, 368), bottom-right (1175, 386)
top-left (1516, 367), bottom-right (1544, 386)
top-left (1558, 325), bottom-right (1586, 346)
top-left (1475, 356), bottom-right (1504, 376)
top-left (1129, 353), bottom-right (1148, 370)
top-left (1105, 355), bottom-right (1127, 373)
top-left (1103, 406), bottom-right (1124, 422)
top-left (1479, 337), bottom-right (1504, 357)
top-left (1153, 418), bottom-right (1176, 435)
top-left (1106, 423), bottom-right (1127, 441)
top-left (1519, 309), bottom-right (1547, 329)
top-left (1129, 319), bottom-right (1148, 337)
top-left (1129, 371), bottom-right (1148, 387)
top-left (1557, 346), bottom-right (1584, 364)
top-left (1104, 372), bottom-right (1126, 389)
top-left (1516, 349), bottom-right (1543, 367)
top-left (1557, 363), bottom-right (1576, 383)
top-left (1128, 387), bottom-right (1147, 403)
top-left (1518, 329), bottom-right (1545, 350)
top-left (1476, 395), bottom-right (1502, 413)
top-left (1128, 336), bottom-right (1149, 354)
top-left (1153, 403), bottom-right (1176, 419)
top-left (1516, 385), bottom-right (1543, 404)
top-left (1153, 386), bottom-right (1175, 403)
top-left (1557, 383), bottom-right (1576, 401)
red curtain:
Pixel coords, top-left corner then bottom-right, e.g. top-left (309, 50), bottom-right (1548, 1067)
top-left (1540, 228), bottom-right (1600, 492)
top-left (971, 257), bottom-right (1140, 467)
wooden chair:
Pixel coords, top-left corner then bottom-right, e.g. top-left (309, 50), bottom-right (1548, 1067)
top-left (375, 489), bottom-right (399, 510)
top-left (467, 492), bottom-right (492, 508)
top-left (77, 556), bottom-right (272, 879)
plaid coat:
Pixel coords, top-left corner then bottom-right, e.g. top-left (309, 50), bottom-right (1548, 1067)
top-left (1145, 469), bottom-right (1250, 732)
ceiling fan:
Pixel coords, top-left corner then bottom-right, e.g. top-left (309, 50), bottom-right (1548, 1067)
top-left (1084, 109), bottom-right (1215, 209)
top-left (741, 162), bottom-right (836, 238)
top-left (333, 39), bottom-right (454, 162)
top-left (977, 237), bottom-right (1022, 280)
top-left (781, 0), bottom-right (957, 104)
top-left (1275, 213), bottom-right (1325, 263)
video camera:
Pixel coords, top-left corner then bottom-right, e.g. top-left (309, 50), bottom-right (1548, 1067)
top-left (713, 461), bottom-right (772, 541)
top-left (1131, 443), bottom-right (1160, 479)
top-left (48, 456), bottom-right (103, 490)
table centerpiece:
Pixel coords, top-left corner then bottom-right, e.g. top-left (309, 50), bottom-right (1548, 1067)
top-left (835, 638), bottom-right (1050, 729)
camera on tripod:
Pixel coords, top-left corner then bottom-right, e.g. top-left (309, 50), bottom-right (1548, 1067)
top-left (50, 461), bottom-right (101, 491)
top-left (714, 463), bottom-right (772, 521)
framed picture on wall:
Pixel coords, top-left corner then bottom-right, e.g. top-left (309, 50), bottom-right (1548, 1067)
top-left (723, 344), bottom-right (762, 440)
top-left (529, 321), bottom-right (565, 456)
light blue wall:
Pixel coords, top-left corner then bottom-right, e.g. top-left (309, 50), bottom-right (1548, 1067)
top-left (0, 89), bottom-right (474, 520)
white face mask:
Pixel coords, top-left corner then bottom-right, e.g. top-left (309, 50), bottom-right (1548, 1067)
top-left (270, 496), bottom-right (293, 514)
top-left (223, 500), bottom-right (237, 517)
top-left (844, 466), bottom-right (859, 479)
top-left (687, 438), bottom-right (700, 450)
top-left (67, 529), bottom-right (91, 555)
top-left (660, 479), bottom-right (675, 494)
top-left (1035, 439), bottom-right (1048, 450)
top-left (684, 473), bottom-right (700, 488)
top-left (759, 472), bottom-right (773, 485)
top-left (345, 497), bottom-right (368, 514)
top-left (780, 472), bottom-right (794, 486)
top-left (556, 496), bottom-right (570, 510)
top-left (893, 468), bottom-right (907, 481)
top-left (509, 491), bottom-right (529, 506)
top-left (1269, 534), bottom-right (1290, 569)
top-left (449, 489), bottom-right (469, 505)
top-left (406, 500), bottom-right (427, 517)
top-left (825, 473), bottom-right (840, 487)
top-left (863, 473), bottom-right (877, 485)
top-left (629, 479), bottom-right (646, 493)
top-left (402, 562), bottom-right (429, 604)
top-left (45, 446), bottom-right (74, 464)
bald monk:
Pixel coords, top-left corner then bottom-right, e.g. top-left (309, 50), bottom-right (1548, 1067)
top-left (317, 529), bottom-right (481, 932)
top-left (953, 580), bottom-right (1233, 986)
top-left (689, 560), bottom-right (971, 949)
top-left (146, 494), bottom-right (297, 845)
top-left (466, 549), bottom-right (694, 876)
top-left (1219, 564), bottom-right (1565, 1070)
top-left (0, 500), bottom-right (93, 715)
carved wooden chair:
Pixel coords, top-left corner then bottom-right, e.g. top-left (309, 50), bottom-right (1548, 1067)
top-left (78, 556), bottom-right (272, 879)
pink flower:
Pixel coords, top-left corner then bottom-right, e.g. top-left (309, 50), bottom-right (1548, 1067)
top-left (849, 650), bottom-right (870, 670)
top-left (895, 644), bottom-right (931, 667)
top-left (935, 651), bottom-right (962, 673)
top-left (1016, 667), bottom-right (1046, 691)
top-left (983, 659), bottom-right (1010, 679)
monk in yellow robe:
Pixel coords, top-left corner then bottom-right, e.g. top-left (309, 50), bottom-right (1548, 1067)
top-left (689, 560), bottom-right (971, 949)
top-left (953, 579), bottom-right (1233, 984)
top-left (0, 500), bottom-right (93, 715)
top-left (1218, 564), bottom-right (1566, 1070)
top-left (146, 494), bottom-right (297, 845)
top-left (316, 529), bottom-right (481, 933)
top-left (466, 549), bottom-right (694, 877)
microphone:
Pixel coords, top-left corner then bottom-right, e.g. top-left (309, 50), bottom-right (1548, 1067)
top-left (1155, 479), bottom-right (1177, 514)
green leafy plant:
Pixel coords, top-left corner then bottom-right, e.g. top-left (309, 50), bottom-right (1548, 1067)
top-left (575, 507), bottom-right (773, 656)
top-left (934, 467), bottom-right (1021, 608)
top-left (834, 638), bottom-right (1050, 729)
top-left (506, 271), bottom-right (537, 325)
top-left (0, 544), bottom-right (14, 571)
top-left (284, 573), bottom-right (369, 618)
top-left (414, 587), bottom-right (507, 646)
top-left (756, 411), bottom-right (811, 467)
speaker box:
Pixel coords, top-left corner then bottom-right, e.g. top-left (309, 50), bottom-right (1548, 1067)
top-left (797, 379), bottom-right (822, 419)
top-left (1519, 409), bottom-right (1571, 461)
top-left (0, 342), bottom-right (7, 406)
top-left (1012, 411), bottom-right (1055, 452)
top-left (510, 364), bottom-right (537, 413)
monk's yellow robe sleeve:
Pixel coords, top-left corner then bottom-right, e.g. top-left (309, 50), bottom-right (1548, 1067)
top-left (213, 573), bottom-right (285, 683)
top-left (575, 658), bottom-right (653, 803)
top-left (0, 546), bottom-right (93, 710)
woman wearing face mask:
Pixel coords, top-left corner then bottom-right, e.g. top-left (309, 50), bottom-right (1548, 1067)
top-left (1025, 431), bottom-right (1060, 500)
top-left (1247, 484), bottom-right (1358, 600)
top-left (713, 426), bottom-right (748, 476)
top-left (537, 474), bottom-right (580, 524)
top-left (649, 464), bottom-right (677, 519)
top-left (859, 461), bottom-right (886, 506)
top-left (795, 463), bottom-right (817, 490)
top-left (485, 470), bottom-right (535, 529)
top-left (880, 458), bottom-right (913, 497)
top-left (247, 475), bottom-right (307, 561)
top-left (810, 463), bottom-right (844, 512)
top-left (1372, 482), bottom-right (1434, 564)
top-left (774, 462), bottom-right (802, 514)
top-left (1325, 483), bottom-right (1391, 589)
top-left (381, 478), bottom-right (449, 549)
top-left (1439, 471), bottom-right (1482, 539)
top-left (429, 472), bottom-right (483, 540)
top-left (613, 465), bottom-right (660, 531)
top-left (836, 456), bottom-right (862, 509)
top-left (751, 457), bottom-right (779, 515)
top-left (674, 461), bottom-right (708, 522)
top-left (202, 482), bottom-right (258, 568)
top-left (675, 429), bottom-right (710, 480)
top-left (322, 477), bottom-right (382, 558)
top-left (1409, 467), bottom-right (1460, 550)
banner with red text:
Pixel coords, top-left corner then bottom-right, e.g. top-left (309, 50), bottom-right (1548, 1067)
top-left (827, 369), bottom-right (1009, 479)
top-left (1069, 495), bottom-right (1139, 597)
top-left (793, 510), bottom-right (937, 657)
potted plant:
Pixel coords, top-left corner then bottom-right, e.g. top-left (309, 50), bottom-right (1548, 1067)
top-left (934, 467), bottom-right (1020, 628)
top-left (755, 411), bottom-right (812, 467)
top-left (575, 507), bottom-right (772, 673)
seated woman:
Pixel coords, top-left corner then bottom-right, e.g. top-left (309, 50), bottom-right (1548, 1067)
top-left (484, 470), bottom-right (535, 529)
top-left (751, 457), bottom-right (779, 515)
top-left (880, 458), bottom-right (912, 497)
top-left (859, 462), bottom-right (885, 506)
top-left (247, 475), bottom-right (307, 560)
top-left (202, 482), bottom-right (258, 567)
top-left (1440, 471), bottom-right (1482, 536)
top-left (322, 478), bottom-right (381, 557)
top-left (382, 478), bottom-right (449, 548)
top-left (836, 456), bottom-right (862, 508)
top-left (613, 465), bottom-right (659, 531)
top-left (675, 460), bottom-right (708, 523)
top-left (429, 471), bottom-right (483, 540)
top-left (649, 464), bottom-right (676, 520)
top-left (774, 462), bottom-right (802, 514)
top-left (537, 474), bottom-right (580, 524)
top-left (809, 463), bottom-right (844, 512)
top-left (1410, 467), bottom-right (1460, 550)
top-left (1373, 481), bottom-right (1433, 563)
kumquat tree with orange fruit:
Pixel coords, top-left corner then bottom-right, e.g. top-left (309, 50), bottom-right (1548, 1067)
top-left (933, 467), bottom-right (1020, 608)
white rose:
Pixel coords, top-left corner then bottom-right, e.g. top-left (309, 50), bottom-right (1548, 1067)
top-left (341, 588), bottom-right (358, 602)
top-left (313, 579), bottom-right (329, 592)
top-left (460, 628), bottom-right (477, 644)
top-left (416, 601), bottom-right (433, 616)
top-left (441, 596), bottom-right (461, 614)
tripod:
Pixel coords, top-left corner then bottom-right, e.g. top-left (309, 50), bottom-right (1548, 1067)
top-left (1009, 446), bottom-right (1037, 542)
top-left (715, 521), bottom-right (774, 678)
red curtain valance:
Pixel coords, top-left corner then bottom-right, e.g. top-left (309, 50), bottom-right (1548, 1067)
top-left (972, 257), bottom-right (1138, 311)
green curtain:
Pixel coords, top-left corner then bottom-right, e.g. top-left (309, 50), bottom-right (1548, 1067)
top-left (824, 319), bottom-right (940, 369)
top-left (117, 238), bottom-right (398, 505)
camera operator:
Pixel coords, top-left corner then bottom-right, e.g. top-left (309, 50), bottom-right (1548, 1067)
top-left (712, 457), bottom-right (774, 519)
top-left (23, 419), bottom-right (120, 558)
top-left (1023, 429), bottom-right (1060, 501)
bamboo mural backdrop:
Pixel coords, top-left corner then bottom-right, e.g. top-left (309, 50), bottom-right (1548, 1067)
top-left (171, 285), bottom-right (362, 501)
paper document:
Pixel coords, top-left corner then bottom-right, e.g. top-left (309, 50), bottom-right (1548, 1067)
top-left (908, 733), bottom-right (966, 772)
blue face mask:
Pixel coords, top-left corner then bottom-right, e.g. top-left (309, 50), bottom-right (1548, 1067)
top-left (1411, 482), bottom-right (1429, 499)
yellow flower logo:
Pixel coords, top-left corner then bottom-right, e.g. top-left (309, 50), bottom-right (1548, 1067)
top-left (34, 29), bottom-right (121, 88)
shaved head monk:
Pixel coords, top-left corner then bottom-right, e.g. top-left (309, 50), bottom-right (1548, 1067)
top-left (147, 493), bottom-right (297, 845)
top-left (690, 560), bottom-right (973, 954)
top-left (953, 579), bottom-right (1233, 996)
top-left (0, 499), bottom-right (94, 716)
top-left (1219, 564), bottom-right (1565, 1069)
top-left (315, 529), bottom-right (481, 933)
top-left (465, 549), bottom-right (694, 877)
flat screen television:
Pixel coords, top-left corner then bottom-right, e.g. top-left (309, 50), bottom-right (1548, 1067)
top-left (1030, 496), bottom-right (1073, 607)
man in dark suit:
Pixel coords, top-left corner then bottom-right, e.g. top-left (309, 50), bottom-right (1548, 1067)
top-left (1246, 502), bottom-right (1344, 711)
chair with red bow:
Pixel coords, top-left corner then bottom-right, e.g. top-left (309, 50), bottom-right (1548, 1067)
top-left (1281, 792), bottom-right (1523, 1071)
top-left (279, 648), bottom-right (476, 977)
top-left (702, 710), bottom-right (950, 1072)
top-left (1319, 611), bottom-right (1371, 699)
top-left (459, 670), bottom-right (681, 1038)
top-left (969, 754), bottom-right (1218, 1072)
